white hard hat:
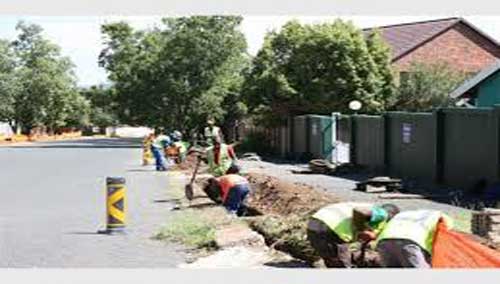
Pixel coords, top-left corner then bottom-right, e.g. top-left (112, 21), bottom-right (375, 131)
top-left (172, 130), bottom-right (182, 139)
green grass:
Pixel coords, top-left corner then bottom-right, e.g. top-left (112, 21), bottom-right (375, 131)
top-left (153, 206), bottom-right (244, 249)
top-left (153, 210), bottom-right (218, 248)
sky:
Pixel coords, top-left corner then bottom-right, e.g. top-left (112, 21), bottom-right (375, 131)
top-left (1, 15), bottom-right (500, 87)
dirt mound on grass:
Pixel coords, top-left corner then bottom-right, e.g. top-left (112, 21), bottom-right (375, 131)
top-left (245, 172), bottom-right (338, 216)
top-left (192, 171), bottom-right (347, 265)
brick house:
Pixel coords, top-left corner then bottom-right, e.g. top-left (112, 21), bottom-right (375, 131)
top-left (363, 18), bottom-right (500, 78)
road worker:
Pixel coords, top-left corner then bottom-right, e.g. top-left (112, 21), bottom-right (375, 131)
top-left (142, 132), bottom-right (155, 165)
top-left (150, 128), bottom-right (172, 171)
top-left (205, 136), bottom-right (238, 177)
top-left (204, 117), bottom-right (222, 146)
top-left (375, 209), bottom-right (453, 268)
top-left (170, 130), bottom-right (188, 163)
top-left (202, 164), bottom-right (250, 216)
top-left (307, 202), bottom-right (400, 268)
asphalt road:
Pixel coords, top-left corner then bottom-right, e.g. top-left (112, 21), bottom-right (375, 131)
top-left (0, 138), bottom-right (186, 268)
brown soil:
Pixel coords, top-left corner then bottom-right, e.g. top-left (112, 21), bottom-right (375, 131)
top-left (186, 163), bottom-right (376, 266)
top-left (170, 153), bottom-right (207, 172)
top-left (245, 172), bottom-right (338, 216)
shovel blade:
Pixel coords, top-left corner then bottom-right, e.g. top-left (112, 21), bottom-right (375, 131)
top-left (185, 184), bottom-right (194, 201)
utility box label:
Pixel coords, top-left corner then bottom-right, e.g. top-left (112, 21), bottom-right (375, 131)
top-left (402, 123), bottom-right (412, 144)
top-left (311, 123), bottom-right (318, 136)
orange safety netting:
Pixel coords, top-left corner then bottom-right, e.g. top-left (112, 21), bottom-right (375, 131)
top-left (432, 219), bottom-right (500, 268)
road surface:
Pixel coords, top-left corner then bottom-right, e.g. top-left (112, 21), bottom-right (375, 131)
top-left (0, 138), bottom-right (186, 267)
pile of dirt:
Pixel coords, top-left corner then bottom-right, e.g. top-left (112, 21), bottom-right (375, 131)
top-left (240, 172), bottom-right (342, 265)
top-left (245, 172), bottom-right (338, 216)
top-left (191, 170), bottom-right (380, 267)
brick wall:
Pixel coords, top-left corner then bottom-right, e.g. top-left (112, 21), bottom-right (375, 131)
top-left (394, 22), bottom-right (500, 73)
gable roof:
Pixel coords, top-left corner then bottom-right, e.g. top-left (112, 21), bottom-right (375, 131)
top-left (450, 60), bottom-right (500, 99)
top-left (363, 17), bottom-right (500, 62)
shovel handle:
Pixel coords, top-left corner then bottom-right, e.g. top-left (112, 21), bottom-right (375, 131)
top-left (189, 157), bottom-right (202, 185)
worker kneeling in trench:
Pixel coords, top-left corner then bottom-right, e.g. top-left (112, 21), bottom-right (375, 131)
top-left (307, 202), bottom-right (400, 268)
top-left (202, 164), bottom-right (250, 217)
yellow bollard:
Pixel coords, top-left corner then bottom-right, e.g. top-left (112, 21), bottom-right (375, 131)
top-left (100, 177), bottom-right (126, 234)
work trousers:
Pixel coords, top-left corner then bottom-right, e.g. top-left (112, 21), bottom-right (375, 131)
top-left (307, 219), bottom-right (352, 268)
top-left (377, 239), bottom-right (431, 268)
top-left (224, 184), bottom-right (250, 216)
top-left (151, 146), bottom-right (166, 171)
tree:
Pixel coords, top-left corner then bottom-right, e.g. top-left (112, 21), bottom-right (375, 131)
top-left (80, 85), bottom-right (119, 129)
top-left (10, 21), bottom-right (88, 133)
top-left (99, 16), bottom-right (249, 137)
top-left (65, 89), bottom-right (91, 128)
top-left (0, 39), bottom-right (19, 125)
top-left (390, 62), bottom-right (467, 111)
top-left (242, 20), bottom-right (395, 127)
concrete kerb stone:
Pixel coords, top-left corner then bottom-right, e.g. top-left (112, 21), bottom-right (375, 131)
top-left (215, 223), bottom-right (266, 248)
top-left (178, 246), bottom-right (274, 268)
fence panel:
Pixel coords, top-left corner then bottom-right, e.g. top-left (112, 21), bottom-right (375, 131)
top-left (386, 112), bottom-right (437, 182)
top-left (292, 115), bottom-right (308, 156)
top-left (442, 108), bottom-right (499, 188)
top-left (353, 115), bottom-right (385, 172)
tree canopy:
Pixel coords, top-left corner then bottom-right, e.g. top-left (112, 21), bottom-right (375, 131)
top-left (0, 21), bottom-right (89, 133)
top-left (80, 85), bottom-right (119, 129)
top-left (99, 16), bottom-right (249, 137)
top-left (390, 62), bottom-right (467, 112)
top-left (242, 20), bottom-right (395, 126)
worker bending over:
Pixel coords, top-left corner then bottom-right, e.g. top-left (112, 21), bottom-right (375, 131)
top-left (375, 209), bottom-right (453, 268)
top-left (203, 165), bottom-right (250, 216)
top-left (169, 130), bottom-right (188, 163)
top-left (151, 129), bottom-right (172, 171)
top-left (206, 136), bottom-right (238, 177)
top-left (307, 202), bottom-right (400, 268)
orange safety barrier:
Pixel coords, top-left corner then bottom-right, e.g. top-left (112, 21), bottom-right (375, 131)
top-left (432, 219), bottom-right (500, 268)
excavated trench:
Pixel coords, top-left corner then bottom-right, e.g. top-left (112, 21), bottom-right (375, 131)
top-left (174, 153), bottom-right (380, 267)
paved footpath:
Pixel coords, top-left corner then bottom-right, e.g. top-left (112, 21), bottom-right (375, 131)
top-left (0, 138), bottom-right (185, 267)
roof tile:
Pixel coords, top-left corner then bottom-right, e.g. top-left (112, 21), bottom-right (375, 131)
top-left (363, 18), bottom-right (461, 60)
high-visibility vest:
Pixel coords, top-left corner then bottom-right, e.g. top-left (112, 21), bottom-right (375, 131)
top-left (218, 174), bottom-right (248, 203)
top-left (165, 146), bottom-right (178, 157)
top-left (312, 202), bottom-right (374, 242)
top-left (173, 141), bottom-right (187, 154)
top-left (152, 135), bottom-right (170, 149)
top-left (204, 126), bottom-right (220, 139)
top-left (206, 144), bottom-right (232, 177)
top-left (375, 210), bottom-right (454, 255)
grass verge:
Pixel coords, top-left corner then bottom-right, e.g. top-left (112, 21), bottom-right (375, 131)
top-left (153, 210), bottom-right (218, 249)
top-left (154, 207), bottom-right (245, 250)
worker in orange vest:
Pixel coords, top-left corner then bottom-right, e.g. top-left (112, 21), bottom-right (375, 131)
top-left (203, 165), bottom-right (250, 216)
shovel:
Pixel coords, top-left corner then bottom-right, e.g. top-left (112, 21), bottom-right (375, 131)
top-left (184, 156), bottom-right (201, 201)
